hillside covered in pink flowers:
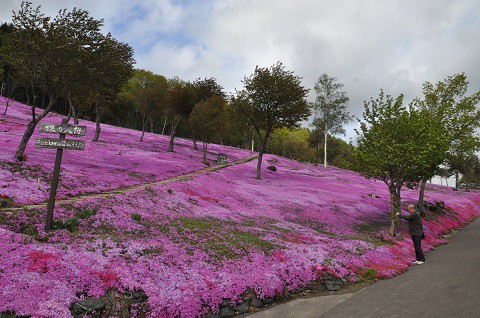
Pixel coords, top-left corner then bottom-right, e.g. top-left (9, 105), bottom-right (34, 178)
top-left (1, 99), bottom-right (479, 317)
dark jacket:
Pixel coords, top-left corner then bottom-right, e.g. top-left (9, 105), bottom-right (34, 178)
top-left (399, 211), bottom-right (424, 236)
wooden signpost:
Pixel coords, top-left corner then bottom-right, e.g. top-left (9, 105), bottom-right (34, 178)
top-left (36, 118), bottom-right (86, 232)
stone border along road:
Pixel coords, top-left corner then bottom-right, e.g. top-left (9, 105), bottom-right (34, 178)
top-left (2, 153), bottom-right (259, 213)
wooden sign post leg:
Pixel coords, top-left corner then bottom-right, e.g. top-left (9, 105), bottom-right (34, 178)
top-left (44, 118), bottom-right (68, 232)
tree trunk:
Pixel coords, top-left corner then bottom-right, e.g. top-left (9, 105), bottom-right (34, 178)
top-left (14, 97), bottom-right (56, 160)
top-left (192, 131), bottom-right (198, 150)
top-left (455, 171), bottom-right (459, 190)
top-left (255, 128), bottom-right (271, 180)
top-left (256, 149), bottom-right (264, 180)
top-left (73, 107), bottom-right (78, 125)
top-left (203, 141), bottom-right (207, 163)
top-left (388, 184), bottom-right (401, 237)
top-left (418, 179), bottom-right (427, 210)
top-left (168, 132), bottom-right (175, 152)
top-left (92, 102), bottom-right (101, 142)
top-left (149, 116), bottom-right (154, 133)
top-left (67, 97), bottom-right (78, 124)
top-left (14, 120), bottom-right (37, 161)
top-left (162, 118), bottom-right (167, 135)
top-left (323, 124), bottom-right (328, 168)
top-left (2, 98), bottom-right (9, 115)
top-left (256, 137), bottom-right (269, 180)
top-left (140, 114), bottom-right (147, 142)
top-left (168, 117), bottom-right (182, 152)
top-left (324, 131), bottom-right (328, 168)
top-left (1, 82), bottom-right (8, 115)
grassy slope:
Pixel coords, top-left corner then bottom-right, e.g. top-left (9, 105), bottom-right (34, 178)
top-left (1, 99), bottom-right (479, 317)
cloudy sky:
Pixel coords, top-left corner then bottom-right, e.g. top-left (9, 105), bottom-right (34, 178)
top-left (1, 0), bottom-right (479, 141)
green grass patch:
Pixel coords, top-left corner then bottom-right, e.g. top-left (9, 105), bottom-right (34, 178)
top-left (347, 234), bottom-right (386, 247)
top-left (175, 216), bottom-right (281, 259)
top-left (131, 213), bottom-right (142, 222)
top-left (144, 186), bottom-right (157, 196)
top-left (53, 206), bottom-right (99, 233)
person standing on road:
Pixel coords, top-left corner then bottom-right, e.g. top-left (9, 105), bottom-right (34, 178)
top-left (397, 204), bottom-right (426, 264)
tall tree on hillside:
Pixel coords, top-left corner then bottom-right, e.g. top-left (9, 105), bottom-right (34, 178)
top-left (190, 77), bottom-right (224, 149)
top-left (225, 100), bottom-right (256, 149)
top-left (0, 23), bottom-right (13, 83)
top-left (0, 51), bottom-right (18, 116)
top-left (54, 8), bottom-right (104, 125)
top-left (415, 73), bottom-right (480, 204)
top-left (121, 69), bottom-right (168, 141)
top-left (189, 95), bottom-right (228, 163)
top-left (232, 62), bottom-right (310, 179)
top-left (91, 34), bottom-right (134, 142)
top-left (454, 154), bottom-right (480, 191)
top-left (447, 138), bottom-right (479, 190)
top-left (166, 79), bottom-right (195, 152)
top-left (312, 74), bottom-right (353, 168)
top-left (4, 3), bottom-right (93, 160)
top-left (355, 91), bottom-right (447, 237)
top-left (3, 2), bottom-right (133, 158)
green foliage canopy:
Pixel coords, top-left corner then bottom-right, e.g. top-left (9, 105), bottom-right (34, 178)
top-left (355, 90), bottom-right (448, 236)
top-left (232, 62), bottom-right (310, 179)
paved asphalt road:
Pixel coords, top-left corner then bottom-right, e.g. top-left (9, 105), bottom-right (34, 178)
top-left (249, 217), bottom-right (480, 318)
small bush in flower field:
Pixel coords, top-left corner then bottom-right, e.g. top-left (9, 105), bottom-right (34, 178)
top-left (131, 212), bottom-right (142, 222)
top-left (0, 100), bottom-right (480, 317)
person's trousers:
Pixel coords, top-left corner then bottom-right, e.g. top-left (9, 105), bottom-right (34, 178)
top-left (411, 234), bottom-right (425, 262)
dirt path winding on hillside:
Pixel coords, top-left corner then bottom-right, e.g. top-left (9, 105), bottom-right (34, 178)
top-left (3, 153), bottom-right (259, 213)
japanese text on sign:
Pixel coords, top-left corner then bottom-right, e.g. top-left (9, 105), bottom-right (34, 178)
top-left (35, 138), bottom-right (85, 150)
top-left (38, 123), bottom-right (86, 136)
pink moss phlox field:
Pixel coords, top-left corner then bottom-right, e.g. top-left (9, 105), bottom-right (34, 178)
top-left (0, 100), bottom-right (254, 205)
top-left (1, 99), bottom-right (480, 317)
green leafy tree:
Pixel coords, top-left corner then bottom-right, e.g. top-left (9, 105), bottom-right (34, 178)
top-left (232, 62), bottom-right (310, 179)
top-left (0, 23), bottom-right (14, 89)
top-left (166, 78), bottom-right (195, 152)
top-left (190, 77), bottom-right (224, 149)
top-left (0, 23), bottom-right (17, 116)
top-left (90, 34), bottom-right (134, 142)
top-left (415, 73), bottom-right (480, 199)
top-left (3, 2), bottom-right (133, 157)
top-left (121, 69), bottom-right (168, 141)
top-left (189, 95), bottom-right (228, 162)
top-left (456, 154), bottom-right (480, 191)
top-left (225, 99), bottom-right (256, 150)
top-left (269, 127), bottom-right (314, 162)
top-left (312, 74), bottom-right (353, 168)
top-left (5, 3), bottom-right (94, 159)
top-left (356, 91), bottom-right (447, 236)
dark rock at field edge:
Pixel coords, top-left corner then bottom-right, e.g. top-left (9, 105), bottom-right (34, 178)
top-left (250, 297), bottom-right (263, 308)
top-left (323, 279), bottom-right (343, 291)
top-left (263, 297), bottom-right (274, 305)
top-left (71, 297), bottom-right (105, 317)
top-left (220, 306), bottom-right (235, 317)
top-left (236, 302), bottom-right (249, 314)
